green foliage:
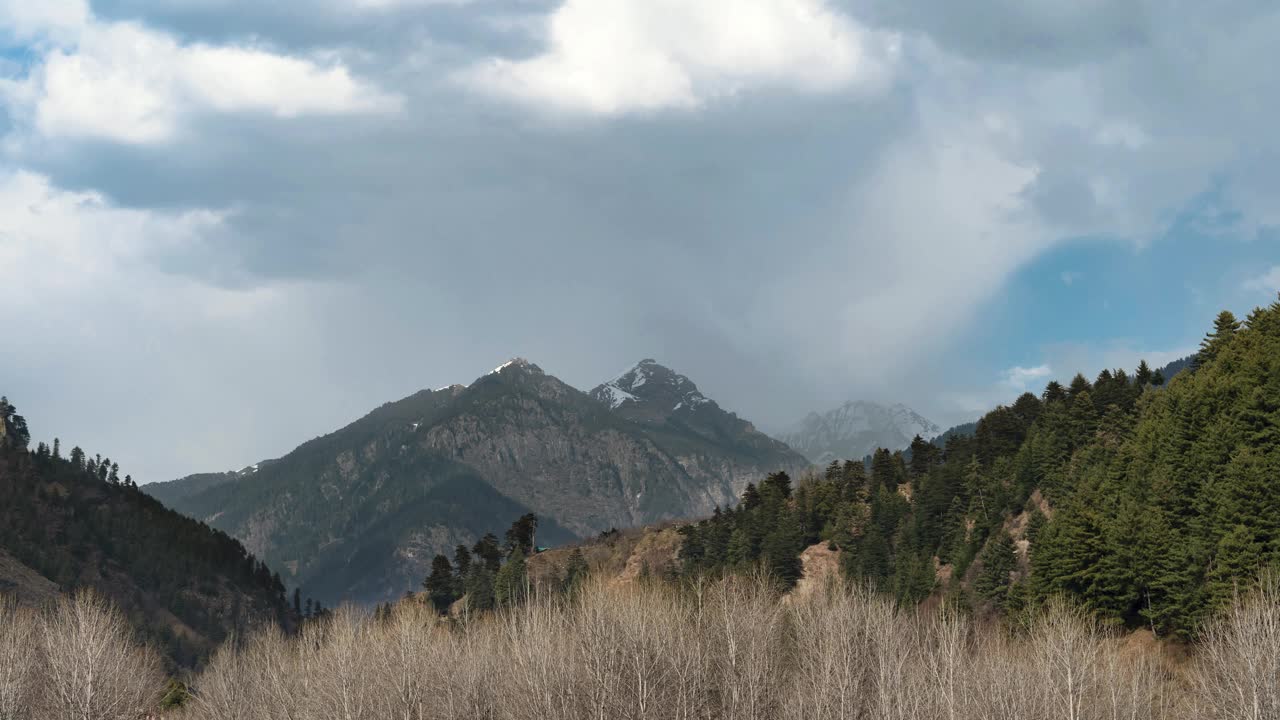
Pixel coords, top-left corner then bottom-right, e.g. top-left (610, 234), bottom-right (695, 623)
top-left (159, 679), bottom-right (191, 709)
top-left (975, 530), bottom-right (1016, 608)
top-left (424, 554), bottom-right (457, 612)
top-left (676, 297), bottom-right (1280, 638)
top-left (493, 550), bottom-right (528, 607)
top-left (562, 548), bottom-right (589, 594)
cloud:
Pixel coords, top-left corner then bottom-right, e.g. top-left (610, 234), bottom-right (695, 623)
top-left (0, 168), bottom-right (356, 482)
top-left (462, 0), bottom-right (898, 114)
top-left (1244, 266), bottom-right (1280, 295)
top-left (0, 3), bottom-right (400, 144)
top-left (1003, 364), bottom-right (1052, 391)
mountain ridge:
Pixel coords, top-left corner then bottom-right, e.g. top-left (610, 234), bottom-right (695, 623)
top-left (152, 357), bottom-right (808, 604)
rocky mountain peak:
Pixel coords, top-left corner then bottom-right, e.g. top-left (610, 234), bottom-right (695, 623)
top-left (590, 359), bottom-right (711, 416)
top-left (487, 357), bottom-right (540, 376)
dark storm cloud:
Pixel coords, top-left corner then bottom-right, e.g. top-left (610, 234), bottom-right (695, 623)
top-left (6, 0), bottom-right (1280, 483)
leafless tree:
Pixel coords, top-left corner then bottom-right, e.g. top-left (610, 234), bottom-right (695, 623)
top-left (1195, 574), bottom-right (1280, 720)
top-left (0, 597), bottom-right (40, 720)
top-left (37, 590), bottom-right (163, 720)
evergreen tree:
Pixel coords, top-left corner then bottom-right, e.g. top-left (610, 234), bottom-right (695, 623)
top-left (505, 513), bottom-right (538, 555)
top-left (493, 550), bottom-right (528, 607)
top-left (453, 544), bottom-right (473, 576)
top-left (1197, 310), bottom-right (1242, 367)
top-left (473, 533), bottom-right (503, 573)
top-left (1135, 360), bottom-right (1153, 387)
top-left (464, 567), bottom-right (496, 612)
top-left (760, 510), bottom-right (804, 588)
top-left (975, 530), bottom-right (1016, 608)
top-left (424, 554), bottom-right (456, 612)
top-left (871, 448), bottom-right (897, 493)
top-left (563, 548), bottom-right (589, 594)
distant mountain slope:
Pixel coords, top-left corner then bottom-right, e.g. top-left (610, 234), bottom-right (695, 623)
top-left (590, 359), bottom-right (808, 469)
top-left (0, 397), bottom-right (290, 669)
top-left (146, 465), bottom-right (265, 507)
top-left (777, 401), bottom-right (940, 464)
top-left (160, 359), bottom-right (807, 604)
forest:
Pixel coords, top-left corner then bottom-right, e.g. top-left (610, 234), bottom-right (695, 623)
top-left (680, 301), bottom-right (1280, 639)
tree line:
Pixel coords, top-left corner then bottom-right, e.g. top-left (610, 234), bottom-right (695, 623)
top-left (679, 297), bottom-right (1280, 639)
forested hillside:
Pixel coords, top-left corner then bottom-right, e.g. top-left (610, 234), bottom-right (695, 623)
top-left (0, 398), bottom-right (291, 668)
top-left (679, 298), bottom-right (1280, 638)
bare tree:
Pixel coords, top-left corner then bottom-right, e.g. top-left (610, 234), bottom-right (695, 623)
top-left (1196, 574), bottom-right (1280, 720)
top-left (0, 598), bottom-right (40, 720)
top-left (37, 590), bottom-right (163, 720)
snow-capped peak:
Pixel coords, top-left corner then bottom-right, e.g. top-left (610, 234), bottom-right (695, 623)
top-left (595, 383), bottom-right (637, 409)
top-left (591, 359), bottom-right (713, 414)
top-left (489, 357), bottom-right (531, 375)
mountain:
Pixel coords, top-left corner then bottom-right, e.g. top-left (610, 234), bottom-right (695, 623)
top-left (776, 401), bottom-right (941, 464)
top-left (146, 462), bottom-right (271, 508)
top-left (0, 397), bottom-right (290, 669)
top-left (154, 359), bottom-right (808, 604)
top-left (590, 359), bottom-right (807, 468)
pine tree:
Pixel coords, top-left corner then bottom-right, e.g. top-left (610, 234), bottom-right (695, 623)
top-left (760, 510), bottom-right (804, 588)
top-left (1197, 310), bottom-right (1242, 367)
top-left (505, 513), bottom-right (538, 555)
top-left (975, 530), bottom-right (1016, 608)
top-left (453, 544), bottom-right (473, 576)
top-left (1135, 360), bottom-right (1153, 387)
top-left (424, 554), bottom-right (456, 612)
top-left (473, 533), bottom-right (503, 573)
top-left (563, 548), bottom-right (589, 594)
top-left (871, 448), bottom-right (897, 493)
top-left (493, 550), bottom-right (528, 607)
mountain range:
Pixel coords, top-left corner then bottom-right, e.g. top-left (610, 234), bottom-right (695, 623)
top-left (776, 400), bottom-right (941, 464)
top-left (148, 359), bottom-right (808, 603)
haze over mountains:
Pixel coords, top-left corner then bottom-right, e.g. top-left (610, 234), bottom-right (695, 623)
top-left (777, 401), bottom-right (941, 464)
top-left (148, 359), bottom-right (808, 603)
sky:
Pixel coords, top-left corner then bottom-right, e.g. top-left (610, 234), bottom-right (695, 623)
top-left (1, 0), bottom-right (1278, 482)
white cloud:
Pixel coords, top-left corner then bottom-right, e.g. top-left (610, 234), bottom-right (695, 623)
top-left (0, 168), bottom-right (348, 481)
top-left (1244, 266), bottom-right (1280, 295)
top-left (0, 170), bottom-right (225, 301)
top-left (0, 0), bottom-right (88, 43)
top-left (0, 6), bottom-right (400, 144)
top-left (1003, 364), bottom-right (1052, 390)
top-left (463, 0), bottom-right (898, 114)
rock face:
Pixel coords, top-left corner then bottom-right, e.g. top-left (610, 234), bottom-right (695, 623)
top-left (157, 358), bottom-right (808, 604)
top-left (777, 401), bottom-right (940, 464)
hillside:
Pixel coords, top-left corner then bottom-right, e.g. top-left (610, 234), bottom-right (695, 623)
top-left (676, 300), bottom-right (1280, 638)
top-left (156, 359), bottom-right (808, 604)
top-left (777, 400), bottom-right (940, 464)
top-left (0, 398), bottom-right (290, 668)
